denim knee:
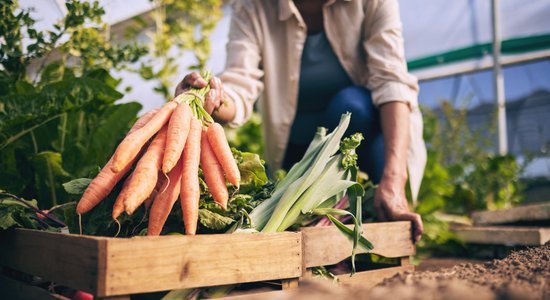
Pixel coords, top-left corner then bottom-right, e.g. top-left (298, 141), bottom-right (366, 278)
top-left (325, 86), bottom-right (378, 134)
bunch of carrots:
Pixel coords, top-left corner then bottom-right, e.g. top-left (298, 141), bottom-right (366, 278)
top-left (75, 72), bottom-right (240, 236)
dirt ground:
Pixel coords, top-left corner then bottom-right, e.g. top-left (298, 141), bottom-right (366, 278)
top-left (274, 243), bottom-right (550, 300)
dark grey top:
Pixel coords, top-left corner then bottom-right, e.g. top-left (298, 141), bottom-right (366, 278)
top-left (289, 31), bottom-right (353, 144)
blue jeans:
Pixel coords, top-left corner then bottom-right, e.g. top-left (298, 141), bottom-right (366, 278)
top-left (283, 86), bottom-right (385, 183)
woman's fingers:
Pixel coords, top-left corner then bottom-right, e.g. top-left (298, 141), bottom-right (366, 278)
top-left (185, 72), bottom-right (208, 88)
top-left (393, 211), bottom-right (424, 243)
top-left (210, 77), bottom-right (226, 110)
top-left (204, 89), bottom-right (217, 114)
top-left (174, 72), bottom-right (208, 97)
top-left (174, 73), bottom-right (226, 116)
top-left (203, 77), bottom-right (226, 114)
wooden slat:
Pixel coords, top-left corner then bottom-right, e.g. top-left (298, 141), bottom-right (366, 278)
top-left (218, 290), bottom-right (293, 300)
top-left (452, 225), bottom-right (550, 246)
top-left (472, 203), bottom-right (550, 225)
top-left (0, 229), bottom-right (105, 294)
top-left (101, 232), bottom-right (302, 296)
top-left (338, 265), bottom-right (415, 289)
top-left (301, 221), bottom-right (415, 268)
top-left (281, 278), bottom-right (299, 289)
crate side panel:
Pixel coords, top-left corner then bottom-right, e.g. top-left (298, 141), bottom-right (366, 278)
top-left (472, 203), bottom-right (550, 225)
top-left (302, 221), bottom-right (415, 268)
top-left (102, 232), bottom-right (302, 296)
top-left (0, 229), bottom-right (102, 293)
top-left (452, 226), bottom-right (549, 246)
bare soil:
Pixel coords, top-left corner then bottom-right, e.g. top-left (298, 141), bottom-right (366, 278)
top-left (276, 243), bottom-right (550, 300)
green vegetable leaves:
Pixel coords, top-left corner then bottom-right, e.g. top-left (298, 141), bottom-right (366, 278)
top-left (340, 133), bottom-right (364, 170)
top-left (63, 178), bottom-right (92, 195)
top-left (0, 67), bottom-right (141, 209)
top-left (0, 197), bottom-right (41, 230)
top-left (198, 209), bottom-right (235, 230)
top-left (248, 113), bottom-right (374, 274)
top-left (232, 149), bottom-right (268, 194)
top-left (31, 151), bottom-right (71, 207)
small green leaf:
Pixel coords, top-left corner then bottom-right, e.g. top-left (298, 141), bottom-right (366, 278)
top-left (0, 198), bottom-right (41, 230)
top-left (198, 209), bottom-right (235, 230)
top-left (326, 215), bottom-right (374, 251)
top-left (234, 150), bottom-right (268, 193)
top-left (63, 178), bottom-right (92, 195)
top-left (31, 151), bottom-right (71, 207)
top-left (0, 209), bottom-right (19, 229)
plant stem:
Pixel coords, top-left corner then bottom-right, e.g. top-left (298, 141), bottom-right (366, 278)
top-left (0, 191), bottom-right (67, 227)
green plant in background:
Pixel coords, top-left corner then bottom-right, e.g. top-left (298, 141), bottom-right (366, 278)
top-left (424, 101), bottom-right (524, 213)
top-left (414, 100), bottom-right (525, 256)
top-left (0, 0), bottom-right (146, 84)
top-left (225, 112), bottom-right (264, 156)
top-left (0, 0), bottom-right (146, 209)
top-left (130, 0), bottom-right (223, 99)
top-left (1, 0), bottom-right (223, 211)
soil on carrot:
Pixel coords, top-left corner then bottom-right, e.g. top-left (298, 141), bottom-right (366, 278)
top-left (278, 243), bottom-right (550, 300)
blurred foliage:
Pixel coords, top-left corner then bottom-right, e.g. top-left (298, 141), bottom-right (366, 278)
top-left (226, 112), bottom-right (264, 156)
top-left (414, 101), bottom-right (525, 256)
top-left (0, 0), bottom-right (144, 208)
top-left (0, 0), bottom-right (146, 83)
top-left (1, 0), bottom-right (222, 209)
top-left (128, 0), bottom-right (223, 99)
top-left (422, 101), bottom-right (524, 213)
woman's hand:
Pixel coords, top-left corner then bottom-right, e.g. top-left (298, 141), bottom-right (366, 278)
top-left (174, 72), bottom-right (227, 115)
top-left (374, 176), bottom-right (423, 243)
top-left (375, 101), bottom-right (423, 243)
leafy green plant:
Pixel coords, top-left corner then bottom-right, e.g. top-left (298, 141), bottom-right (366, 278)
top-left (414, 100), bottom-right (525, 256)
top-left (129, 0), bottom-right (223, 99)
top-left (423, 101), bottom-right (524, 213)
top-left (226, 112), bottom-right (264, 156)
top-left (0, 1), bottom-right (145, 209)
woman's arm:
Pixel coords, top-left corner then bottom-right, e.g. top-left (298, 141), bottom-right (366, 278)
top-left (362, 0), bottom-right (423, 242)
top-left (376, 102), bottom-right (423, 242)
top-left (175, 1), bottom-right (264, 126)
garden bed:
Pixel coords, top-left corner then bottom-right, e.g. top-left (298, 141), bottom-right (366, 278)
top-left (268, 243), bottom-right (550, 300)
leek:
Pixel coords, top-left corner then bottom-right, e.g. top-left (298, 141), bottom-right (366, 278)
top-left (246, 113), bottom-right (374, 274)
top-left (261, 113), bottom-right (351, 232)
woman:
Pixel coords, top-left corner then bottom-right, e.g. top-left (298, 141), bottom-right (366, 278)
top-left (176, 0), bottom-right (426, 241)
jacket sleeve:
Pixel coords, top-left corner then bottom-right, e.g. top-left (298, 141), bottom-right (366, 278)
top-left (362, 0), bottom-right (419, 109)
top-left (219, 1), bottom-right (264, 127)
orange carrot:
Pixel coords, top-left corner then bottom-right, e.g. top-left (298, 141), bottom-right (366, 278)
top-left (113, 171), bottom-right (164, 222)
top-left (206, 122), bottom-right (240, 188)
top-left (200, 128), bottom-right (229, 209)
top-left (144, 172), bottom-right (166, 211)
top-left (111, 101), bottom-right (177, 173)
top-left (129, 109), bottom-right (159, 135)
top-left (180, 118), bottom-right (202, 235)
top-left (123, 126), bottom-right (168, 215)
top-left (147, 158), bottom-right (183, 236)
top-left (112, 173), bottom-right (133, 220)
top-left (162, 103), bottom-right (192, 174)
top-left (76, 109), bottom-right (158, 215)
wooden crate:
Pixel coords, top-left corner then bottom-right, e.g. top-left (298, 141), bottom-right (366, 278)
top-left (0, 230), bottom-right (302, 298)
top-left (302, 221), bottom-right (415, 288)
top-left (221, 221), bottom-right (416, 300)
top-left (472, 202), bottom-right (550, 225)
top-left (0, 221), bottom-right (415, 299)
top-left (452, 225), bottom-right (550, 246)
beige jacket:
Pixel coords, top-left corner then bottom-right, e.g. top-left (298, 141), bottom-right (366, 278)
top-left (219, 0), bottom-right (427, 199)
